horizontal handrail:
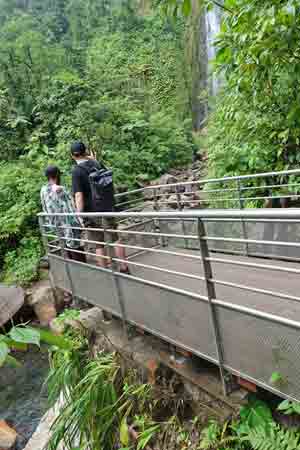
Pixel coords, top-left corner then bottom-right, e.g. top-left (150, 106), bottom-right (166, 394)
top-left (207, 257), bottom-right (300, 275)
top-left (114, 167), bottom-right (300, 199)
top-left (38, 208), bottom-right (300, 219)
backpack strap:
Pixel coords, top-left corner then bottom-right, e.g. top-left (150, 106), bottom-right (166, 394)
top-left (78, 160), bottom-right (99, 175)
top-left (79, 160), bottom-right (108, 174)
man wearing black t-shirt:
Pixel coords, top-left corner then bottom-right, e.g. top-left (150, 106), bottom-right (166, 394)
top-left (71, 141), bottom-right (129, 273)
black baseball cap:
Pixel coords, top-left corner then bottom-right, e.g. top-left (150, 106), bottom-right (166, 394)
top-left (70, 141), bottom-right (86, 156)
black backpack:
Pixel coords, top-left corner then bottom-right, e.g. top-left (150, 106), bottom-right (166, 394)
top-left (80, 160), bottom-right (115, 212)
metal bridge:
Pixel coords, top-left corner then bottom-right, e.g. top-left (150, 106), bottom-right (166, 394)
top-left (39, 168), bottom-right (300, 403)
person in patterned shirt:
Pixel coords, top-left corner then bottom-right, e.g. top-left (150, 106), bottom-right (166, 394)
top-left (40, 165), bottom-right (86, 263)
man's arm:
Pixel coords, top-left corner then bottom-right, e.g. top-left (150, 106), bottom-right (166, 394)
top-left (72, 167), bottom-right (85, 213)
top-left (75, 192), bottom-right (84, 213)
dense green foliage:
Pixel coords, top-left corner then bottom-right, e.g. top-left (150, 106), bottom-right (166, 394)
top-left (0, 325), bottom-right (70, 368)
top-left (200, 397), bottom-right (300, 450)
top-left (208, 0), bottom-right (300, 181)
top-left (46, 323), bottom-right (160, 450)
top-left (4, 0), bottom-right (300, 284)
top-left (0, 0), bottom-right (193, 284)
top-left (47, 322), bottom-right (300, 450)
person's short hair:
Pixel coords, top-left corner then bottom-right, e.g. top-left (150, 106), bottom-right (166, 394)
top-left (44, 165), bottom-right (61, 180)
top-left (71, 141), bottom-right (86, 157)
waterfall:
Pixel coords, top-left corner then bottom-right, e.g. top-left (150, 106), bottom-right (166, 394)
top-left (206, 6), bottom-right (222, 96)
top-left (189, 1), bottom-right (222, 130)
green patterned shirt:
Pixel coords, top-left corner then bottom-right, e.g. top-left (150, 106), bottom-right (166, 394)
top-left (40, 184), bottom-right (82, 249)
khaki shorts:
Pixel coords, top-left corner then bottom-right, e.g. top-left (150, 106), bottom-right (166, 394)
top-left (86, 218), bottom-right (119, 248)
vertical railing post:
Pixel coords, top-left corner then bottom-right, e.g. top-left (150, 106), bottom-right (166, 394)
top-left (105, 219), bottom-right (129, 341)
top-left (38, 215), bottom-right (49, 256)
top-left (153, 187), bottom-right (159, 212)
top-left (197, 217), bottom-right (230, 396)
top-left (38, 215), bottom-right (58, 302)
top-left (154, 188), bottom-right (166, 248)
top-left (236, 179), bottom-right (249, 256)
top-left (176, 185), bottom-right (188, 249)
top-left (55, 220), bottom-right (76, 303)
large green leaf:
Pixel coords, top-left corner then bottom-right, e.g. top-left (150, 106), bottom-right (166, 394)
top-left (1, 336), bottom-right (28, 351)
top-left (39, 329), bottom-right (71, 350)
top-left (239, 398), bottom-right (273, 431)
top-left (0, 341), bottom-right (9, 367)
top-left (9, 327), bottom-right (41, 346)
top-left (278, 399), bottom-right (300, 415)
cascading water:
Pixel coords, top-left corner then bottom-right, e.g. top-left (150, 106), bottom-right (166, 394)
top-left (205, 6), bottom-right (222, 96)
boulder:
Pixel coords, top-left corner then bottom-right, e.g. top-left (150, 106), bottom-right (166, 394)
top-left (151, 173), bottom-right (178, 195)
top-left (185, 175), bottom-right (198, 193)
top-left (141, 201), bottom-right (155, 212)
top-left (0, 285), bottom-right (24, 327)
top-left (181, 194), bottom-right (191, 208)
top-left (79, 308), bottom-right (105, 332)
top-left (158, 173), bottom-right (177, 186)
top-left (0, 420), bottom-right (17, 449)
top-left (151, 173), bottom-right (177, 186)
top-left (50, 307), bottom-right (104, 336)
top-left (28, 282), bottom-right (57, 327)
top-left (167, 194), bottom-right (179, 209)
top-left (53, 287), bottom-right (67, 312)
top-left (142, 187), bottom-right (155, 201)
top-left (175, 184), bottom-right (186, 194)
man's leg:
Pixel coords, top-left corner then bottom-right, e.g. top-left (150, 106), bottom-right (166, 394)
top-left (87, 223), bottom-right (109, 267)
top-left (114, 242), bottom-right (129, 272)
top-left (106, 218), bottom-right (130, 273)
top-left (95, 246), bottom-right (109, 268)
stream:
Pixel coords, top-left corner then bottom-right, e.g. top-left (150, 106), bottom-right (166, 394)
top-left (0, 345), bottom-right (49, 450)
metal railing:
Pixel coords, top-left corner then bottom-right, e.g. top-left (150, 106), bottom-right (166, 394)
top-left (115, 167), bottom-right (300, 211)
top-left (39, 208), bottom-right (300, 402)
top-left (114, 167), bottom-right (300, 259)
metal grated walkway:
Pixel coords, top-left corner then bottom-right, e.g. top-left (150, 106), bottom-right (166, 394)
top-left (132, 248), bottom-right (300, 320)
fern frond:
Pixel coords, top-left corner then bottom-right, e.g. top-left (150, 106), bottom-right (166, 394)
top-left (245, 425), bottom-right (300, 450)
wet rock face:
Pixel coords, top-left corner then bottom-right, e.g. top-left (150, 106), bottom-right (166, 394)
top-left (0, 285), bottom-right (24, 327)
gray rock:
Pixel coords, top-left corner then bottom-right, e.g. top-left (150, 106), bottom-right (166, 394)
top-left (166, 194), bottom-right (190, 209)
top-left (167, 194), bottom-right (179, 209)
top-left (28, 282), bottom-right (57, 326)
top-left (185, 175), bottom-right (198, 193)
top-left (142, 187), bottom-right (155, 201)
top-left (0, 285), bottom-right (24, 327)
top-left (79, 308), bottom-right (104, 332)
top-left (141, 201), bottom-right (155, 212)
top-left (158, 173), bottom-right (177, 185)
top-left (181, 194), bottom-right (190, 208)
top-left (152, 174), bottom-right (178, 195)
